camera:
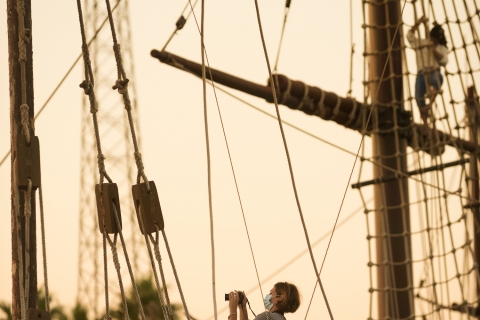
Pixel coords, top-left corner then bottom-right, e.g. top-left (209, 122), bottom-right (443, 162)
top-left (225, 291), bottom-right (244, 304)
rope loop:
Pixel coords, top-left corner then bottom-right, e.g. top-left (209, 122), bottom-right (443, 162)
top-left (344, 99), bottom-right (358, 127)
top-left (316, 89), bottom-right (327, 118)
top-left (330, 94), bottom-right (342, 120)
top-left (280, 76), bottom-right (292, 105)
top-left (297, 84), bottom-right (310, 110)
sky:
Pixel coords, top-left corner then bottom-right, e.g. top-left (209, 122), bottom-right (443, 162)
top-left (1, 1), bottom-right (478, 320)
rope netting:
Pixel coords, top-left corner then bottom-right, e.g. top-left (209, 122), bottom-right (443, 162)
top-left (358, 0), bottom-right (480, 319)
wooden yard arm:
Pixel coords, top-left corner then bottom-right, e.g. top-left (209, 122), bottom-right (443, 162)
top-left (151, 50), bottom-right (478, 154)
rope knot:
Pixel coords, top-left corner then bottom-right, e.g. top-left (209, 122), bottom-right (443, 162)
top-left (113, 79), bottom-right (129, 94)
top-left (80, 80), bottom-right (93, 95)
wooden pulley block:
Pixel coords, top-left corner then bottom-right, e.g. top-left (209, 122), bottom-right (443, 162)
top-left (132, 181), bottom-right (164, 234)
top-left (95, 183), bottom-right (122, 234)
top-left (16, 135), bottom-right (41, 189)
top-left (28, 308), bottom-right (51, 320)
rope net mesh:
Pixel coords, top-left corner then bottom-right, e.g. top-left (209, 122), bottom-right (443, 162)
top-left (359, 0), bottom-right (480, 319)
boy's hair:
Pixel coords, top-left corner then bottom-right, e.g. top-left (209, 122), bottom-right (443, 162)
top-left (430, 24), bottom-right (447, 47)
top-left (274, 282), bottom-right (301, 313)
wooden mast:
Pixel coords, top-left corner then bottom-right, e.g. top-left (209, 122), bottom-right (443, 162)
top-left (368, 0), bottom-right (414, 318)
top-left (7, 0), bottom-right (37, 318)
top-left (467, 87), bottom-right (480, 318)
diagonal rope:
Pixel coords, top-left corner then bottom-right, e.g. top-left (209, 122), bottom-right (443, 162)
top-left (161, 230), bottom-right (191, 320)
top-left (161, 0), bottom-right (200, 51)
top-left (205, 200), bottom-right (370, 320)
top-left (252, 0), bottom-right (334, 318)
top-left (273, 0), bottom-right (292, 73)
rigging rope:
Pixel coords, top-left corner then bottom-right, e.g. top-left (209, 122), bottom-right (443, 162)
top-left (252, 0), bottom-right (334, 317)
top-left (0, 0), bottom-right (123, 168)
top-left (161, 230), bottom-right (192, 320)
top-left (161, 0), bottom-right (200, 52)
top-left (186, 0), bottom-right (266, 305)
top-left (136, 205), bottom-right (171, 320)
top-left (75, 1), bottom-right (146, 318)
top-left (198, 0), bottom-right (218, 318)
top-left (273, 0), bottom-right (292, 74)
top-left (38, 184), bottom-right (50, 312)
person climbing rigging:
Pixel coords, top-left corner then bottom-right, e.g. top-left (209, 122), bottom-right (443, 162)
top-left (407, 16), bottom-right (448, 129)
top-left (227, 282), bottom-right (301, 320)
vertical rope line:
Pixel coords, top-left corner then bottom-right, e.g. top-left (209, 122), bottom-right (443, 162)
top-left (23, 179), bottom-right (32, 313)
top-left (16, 0), bottom-right (31, 145)
top-left (14, 0), bottom-right (32, 316)
top-left (185, 1), bottom-right (266, 303)
top-left (38, 185), bottom-right (50, 312)
top-left (111, 204), bottom-right (146, 320)
top-left (200, 1), bottom-right (217, 319)
top-left (13, 160), bottom-right (26, 320)
top-left (104, 0), bottom-right (149, 187)
top-left (151, 231), bottom-right (174, 320)
top-left (161, 230), bottom-right (191, 320)
top-left (103, 230), bottom-right (110, 320)
top-left (413, 152), bottom-right (442, 316)
top-left (433, 164), bottom-right (454, 318)
top-left (251, 1), bottom-right (334, 318)
top-left (106, 234), bottom-right (130, 320)
top-left (137, 206), bottom-right (170, 320)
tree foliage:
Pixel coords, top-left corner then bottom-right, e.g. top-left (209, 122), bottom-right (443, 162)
top-left (110, 276), bottom-right (183, 320)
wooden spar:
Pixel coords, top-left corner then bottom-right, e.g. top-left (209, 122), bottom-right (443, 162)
top-left (151, 50), bottom-right (479, 155)
top-left (368, 1), bottom-right (413, 318)
top-left (7, 0), bottom-right (37, 317)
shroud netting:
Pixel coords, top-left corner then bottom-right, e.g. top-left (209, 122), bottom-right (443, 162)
top-left (358, 0), bottom-right (480, 319)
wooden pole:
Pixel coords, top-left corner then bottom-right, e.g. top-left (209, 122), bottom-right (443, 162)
top-left (368, 0), bottom-right (414, 318)
top-left (466, 87), bottom-right (480, 317)
top-left (7, 0), bottom-right (37, 318)
top-left (151, 50), bottom-right (479, 154)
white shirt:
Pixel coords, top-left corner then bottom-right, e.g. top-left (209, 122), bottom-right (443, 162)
top-left (407, 29), bottom-right (448, 71)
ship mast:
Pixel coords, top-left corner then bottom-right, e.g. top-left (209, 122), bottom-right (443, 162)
top-left (367, 1), bottom-right (414, 318)
top-left (7, 0), bottom-right (38, 318)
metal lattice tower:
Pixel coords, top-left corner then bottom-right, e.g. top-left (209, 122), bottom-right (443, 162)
top-left (76, 0), bottom-right (144, 317)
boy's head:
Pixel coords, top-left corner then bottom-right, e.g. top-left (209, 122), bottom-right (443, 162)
top-left (430, 24), bottom-right (447, 46)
